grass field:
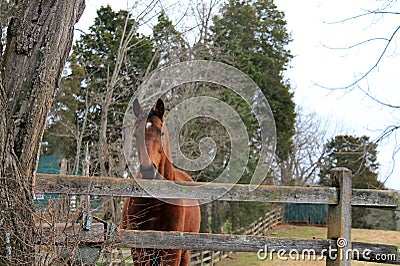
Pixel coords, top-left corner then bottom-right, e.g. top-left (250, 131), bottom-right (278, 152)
top-left (217, 224), bottom-right (400, 266)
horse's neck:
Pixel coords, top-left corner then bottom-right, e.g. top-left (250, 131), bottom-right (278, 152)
top-left (159, 126), bottom-right (176, 181)
top-left (159, 156), bottom-right (176, 181)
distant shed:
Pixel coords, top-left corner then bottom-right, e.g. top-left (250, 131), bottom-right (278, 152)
top-left (35, 153), bottom-right (103, 212)
top-left (284, 204), bottom-right (328, 225)
top-left (37, 152), bottom-right (61, 174)
top-left (34, 153), bottom-right (61, 210)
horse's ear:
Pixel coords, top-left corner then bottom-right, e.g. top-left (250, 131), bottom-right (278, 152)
top-left (153, 98), bottom-right (165, 119)
top-left (133, 99), bottom-right (142, 118)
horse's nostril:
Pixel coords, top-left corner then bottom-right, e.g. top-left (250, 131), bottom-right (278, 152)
top-left (140, 164), bottom-right (156, 179)
top-left (140, 164), bottom-right (153, 172)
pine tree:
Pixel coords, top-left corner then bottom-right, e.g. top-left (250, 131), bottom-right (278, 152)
top-left (206, 0), bottom-right (295, 231)
top-left (43, 6), bottom-right (155, 223)
top-left (211, 0), bottom-right (295, 162)
top-left (152, 11), bottom-right (188, 64)
top-left (318, 135), bottom-right (389, 229)
top-left (44, 6), bottom-right (154, 176)
top-left (319, 135), bottom-right (382, 189)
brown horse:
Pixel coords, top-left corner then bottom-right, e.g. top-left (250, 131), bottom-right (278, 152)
top-left (122, 98), bottom-right (201, 266)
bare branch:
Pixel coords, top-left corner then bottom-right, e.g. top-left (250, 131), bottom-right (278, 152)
top-left (356, 84), bottom-right (400, 109)
top-left (316, 24), bottom-right (400, 91)
top-left (375, 125), bottom-right (400, 143)
top-left (321, 37), bottom-right (389, 50)
top-left (325, 10), bottom-right (400, 25)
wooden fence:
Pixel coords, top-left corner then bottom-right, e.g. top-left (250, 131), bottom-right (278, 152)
top-left (243, 207), bottom-right (282, 236)
top-left (189, 208), bottom-right (283, 265)
top-left (34, 167), bottom-right (400, 265)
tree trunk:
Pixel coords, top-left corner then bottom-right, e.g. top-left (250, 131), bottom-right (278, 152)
top-left (0, 1), bottom-right (85, 264)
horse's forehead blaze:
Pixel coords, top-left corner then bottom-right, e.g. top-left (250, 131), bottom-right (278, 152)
top-left (135, 108), bottom-right (162, 129)
top-left (134, 116), bottom-right (163, 142)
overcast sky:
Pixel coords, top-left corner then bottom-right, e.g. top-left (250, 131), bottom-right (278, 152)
top-left (76, 0), bottom-right (400, 189)
top-left (274, 0), bottom-right (400, 189)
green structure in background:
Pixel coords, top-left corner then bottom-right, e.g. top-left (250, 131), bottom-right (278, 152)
top-left (34, 153), bottom-right (103, 212)
top-left (284, 204), bottom-right (328, 225)
top-left (34, 153), bottom-right (61, 210)
top-left (37, 152), bottom-right (61, 174)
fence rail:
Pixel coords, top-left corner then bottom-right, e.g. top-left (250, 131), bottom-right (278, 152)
top-left (36, 227), bottom-right (400, 264)
top-left (34, 169), bottom-right (400, 265)
top-left (35, 174), bottom-right (399, 207)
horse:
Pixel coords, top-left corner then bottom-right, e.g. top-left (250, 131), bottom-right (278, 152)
top-left (121, 98), bottom-right (201, 266)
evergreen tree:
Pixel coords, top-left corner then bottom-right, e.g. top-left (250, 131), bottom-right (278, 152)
top-left (152, 11), bottom-right (188, 64)
top-left (205, 0), bottom-right (295, 231)
top-left (318, 135), bottom-right (389, 229)
top-left (44, 6), bottom-right (154, 176)
top-left (211, 0), bottom-right (295, 162)
top-left (43, 6), bottom-right (155, 222)
top-left (43, 59), bottom-right (85, 159)
top-left (319, 135), bottom-right (382, 189)
top-left (43, 2), bottom-right (296, 231)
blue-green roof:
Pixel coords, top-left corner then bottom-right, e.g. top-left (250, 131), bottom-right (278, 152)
top-left (35, 153), bottom-right (102, 213)
top-left (37, 153), bottom-right (61, 174)
top-left (284, 204), bottom-right (328, 224)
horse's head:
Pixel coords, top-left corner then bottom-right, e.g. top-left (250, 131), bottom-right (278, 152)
top-left (133, 98), bottom-right (169, 179)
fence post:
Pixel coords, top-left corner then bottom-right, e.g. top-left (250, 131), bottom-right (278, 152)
top-left (327, 167), bottom-right (352, 266)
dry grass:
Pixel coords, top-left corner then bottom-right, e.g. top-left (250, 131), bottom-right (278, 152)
top-left (270, 224), bottom-right (400, 247)
top-left (218, 254), bottom-right (391, 266)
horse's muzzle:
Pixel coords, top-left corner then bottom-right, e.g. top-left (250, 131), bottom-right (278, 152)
top-left (140, 164), bottom-right (157, 179)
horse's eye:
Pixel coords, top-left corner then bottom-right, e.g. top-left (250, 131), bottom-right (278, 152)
top-left (161, 132), bottom-right (165, 137)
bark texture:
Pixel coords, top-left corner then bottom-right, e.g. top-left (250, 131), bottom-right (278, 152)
top-left (0, 0), bottom-right (85, 264)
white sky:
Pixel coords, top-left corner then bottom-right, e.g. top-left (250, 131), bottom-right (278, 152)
top-left (76, 0), bottom-right (400, 189)
top-left (274, 0), bottom-right (400, 189)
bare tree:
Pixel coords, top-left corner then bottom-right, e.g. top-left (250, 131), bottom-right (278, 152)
top-left (0, 0), bottom-right (85, 264)
top-left (276, 107), bottom-right (332, 186)
top-left (190, 0), bottom-right (220, 43)
top-left (96, 8), bottom-right (145, 223)
top-left (291, 107), bottom-right (331, 185)
top-left (319, 1), bottom-right (400, 144)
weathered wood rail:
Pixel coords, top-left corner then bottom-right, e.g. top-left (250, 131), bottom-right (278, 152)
top-left (35, 173), bottom-right (399, 207)
top-left (34, 168), bottom-right (400, 265)
top-left (36, 228), bottom-right (399, 263)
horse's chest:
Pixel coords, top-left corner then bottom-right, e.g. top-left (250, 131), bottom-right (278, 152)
top-left (131, 199), bottom-right (164, 229)
top-left (130, 198), bottom-right (184, 231)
